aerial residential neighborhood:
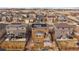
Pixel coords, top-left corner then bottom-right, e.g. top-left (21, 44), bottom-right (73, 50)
top-left (0, 8), bottom-right (79, 51)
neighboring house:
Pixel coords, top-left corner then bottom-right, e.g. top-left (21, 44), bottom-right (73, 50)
top-left (2, 16), bottom-right (6, 22)
top-left (46, 15), bottom-right (57, 23)
top-left (0, 13), bottom-right (2, 21)
top-left (6, 23), bottom-right (27, 38)
top-left (12, 13), bottom-right (19, 22)
top-left (54, 23), bottom-right (75, 40)
top-left (27, 12), bottom-right (36, 23)
top-left (17, 15), bottom-right (24, 22)
top-left (0, 24), bottom-right (6, 39)
top-left (74, 25), bottom-right (79, 40)
top-left (36, 13), bottom-right (45, 22)
top-left (57, 15), bottom-right (68, 22)
top-left (6, 15), bottom-right (13, 22)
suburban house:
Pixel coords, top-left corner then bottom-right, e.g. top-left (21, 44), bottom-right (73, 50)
top-left (74, 25), bottom-right (79, 40)
top-left (46, 15), bottom-right (57, 23)
top-left (6, 23), bottom-right (27, 38)
top-left (27, 12), bottom-right (36, 23)
top-left (31, 22), bottom-right (49, 43)
top-left (54, 23), bottom-right (75, 40)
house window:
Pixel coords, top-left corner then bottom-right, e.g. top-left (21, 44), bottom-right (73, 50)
top-left (35, 31), bottom-right (44, 38)
top-left (21, 27), bottom-right (24, 29)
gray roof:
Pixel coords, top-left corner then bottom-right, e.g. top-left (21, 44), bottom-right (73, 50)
top-left (55, 23), bottom-right (75, 28)
top-left (6, 23), bottom-right (27, 28)
top-left (32, 22), bottom-right (47, 28)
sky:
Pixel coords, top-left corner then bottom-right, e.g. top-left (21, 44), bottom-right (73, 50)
top-left (0, 0), bottom-right (78, 8)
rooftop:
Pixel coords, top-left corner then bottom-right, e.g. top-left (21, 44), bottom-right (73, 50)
top-left (55, 23), bottom-right (75, 28)
top-left (32, 22), bottom-right (48, 28)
